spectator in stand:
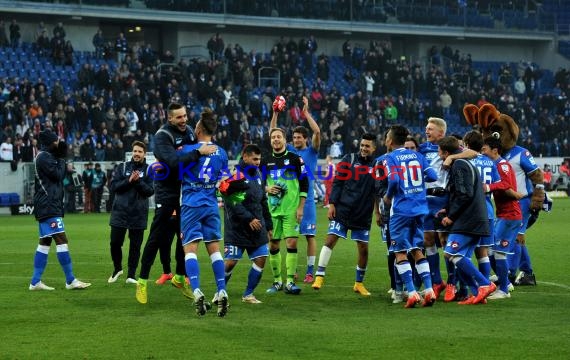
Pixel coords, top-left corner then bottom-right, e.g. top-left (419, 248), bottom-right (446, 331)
top-left (115, 32), bottom-right (128, 64)
top-left (51, 37), bottom-right (65, 66)
top-left (63, 40), bottom-right (74, 66)
top-left (93, 29), bottom-right (105, 59)
top-left (440, 89), bottom-right (452, 116)
top-left (9, 19), bottom-right (20, 48)
top-left (0, 136), bottom-right (13, 162)
top-left (35, 29), bottom-right (50, 57)
top-left (53, 22), bottom-right (66, 40)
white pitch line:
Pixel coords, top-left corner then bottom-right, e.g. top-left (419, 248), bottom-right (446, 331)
top-left (537, 281), bottom-right (570, 290)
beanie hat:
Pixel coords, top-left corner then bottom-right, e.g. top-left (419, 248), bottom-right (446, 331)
top-left (39, 130), bottom-right (58, 146)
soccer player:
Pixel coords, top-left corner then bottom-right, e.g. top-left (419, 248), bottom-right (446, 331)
top-left (270, 95), bottom-right (321, 283)
top-left (29, 129), bottom-right (91, 291)
top-left (108, 141), bottom-right (154, 284)
top-left (418, 117), bottom-right (449, 298)
top-left (312, 133), bottom-right (378, 296)
top-left (219, 144), bottom-right (273, 304)
top-left (263, 126), bottom-right (308, 295)
top-left (178, 108), bottom-right (229, 317)
top-left (383, 125), bottom-right (438, 307)
top-left (420, 118), bottom-right (477, 299)
top-left (481, 137), bottom-right (523, 299)
top-left (135, 102), bottom-right (216, 304)
top-left (503, 135), bottom-right (544, 286)
top-left (442, 130), bottom-right (501, 301)
top-left (437, 136), bottom-right (496, 305)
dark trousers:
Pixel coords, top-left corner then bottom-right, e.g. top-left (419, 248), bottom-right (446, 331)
top-left (138, 204), bottom-right (185, 279)
top-left (92, 187), bottom-right (103, 213)
top-left (110, 226), bottom-right (144, 279)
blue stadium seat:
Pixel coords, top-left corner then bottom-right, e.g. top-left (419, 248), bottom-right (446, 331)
top-left (0, 193), bottom-right (10, 207)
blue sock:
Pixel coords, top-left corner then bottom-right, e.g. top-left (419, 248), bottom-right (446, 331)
top-left (210, 252), bottom-right (226, 292)
top-left (445, 257), bottom-right (456, 285)
top-left (454, 262), bottom-right (478, 296)
top-left (355, 266), bottom-right (366, 283)
top-left (426, 246), bottom-right (442, 284)
top-left (509, 243), bottom-right (521, 275)
top-left (415, 258), bottom-right (433, 289)
top-left (455, 257), bottom-right (490, 287)
top-left (306, 264), bottom-right (314, 275)
top-left (519, 245), bottom-right (533, 273)
top-left (478, 256), bottom-right (491, 280)
top-left (245, 263), bottom-right (263, 296)
top-left (185, 253), bottom-right (200, 291)
top-left (31, 245), bottom-right (50, 285)
top-left (489, 253), bottom-right (497, 274)
top-left (396, 261), bottom-right (416, 293)
top-left (495, 257), bottom-right (509, 293)
top-left (56, 244), bottom-right (75, 284)
top-left (393, 263), bottom-right (403, 291)
top-left (412, 261), bottom-right (422, 289)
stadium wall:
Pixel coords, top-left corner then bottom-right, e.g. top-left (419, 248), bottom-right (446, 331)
top-left (3, 15), bottom-right (562, 71)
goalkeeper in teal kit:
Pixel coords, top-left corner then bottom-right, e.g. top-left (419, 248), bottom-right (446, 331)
top-left (263, 126), bottom-right (309, 295)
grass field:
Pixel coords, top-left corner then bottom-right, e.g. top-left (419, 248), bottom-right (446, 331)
top-left (1, 199), bottom-right (570, 359)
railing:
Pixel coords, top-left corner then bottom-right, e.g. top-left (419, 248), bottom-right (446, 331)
top-left (258, 66), bottom-right (280, 90)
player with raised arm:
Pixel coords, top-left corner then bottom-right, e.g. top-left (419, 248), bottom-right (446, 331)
top-left (270, 95), bottom-right (321, 283)
top-left (262, 120), bottom-right (308, 295)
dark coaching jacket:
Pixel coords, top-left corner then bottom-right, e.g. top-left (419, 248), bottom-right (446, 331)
top-left (221, 161), bottom-right (273, 248)
top-left (153, 123), bottom-right (201, 206)
top-left (33, 148), bottom-right (66, 221)
top-left (109, 159), bottom-right (154, 229)
top-left (445, 158), bottom-right (490, 236)
top-left (329, 152), bottom-right (377, 230)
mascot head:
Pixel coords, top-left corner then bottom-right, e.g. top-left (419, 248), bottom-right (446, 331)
top-left (463, 103), bottom-right (519, 153)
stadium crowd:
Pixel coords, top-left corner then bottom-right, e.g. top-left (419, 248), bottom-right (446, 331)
top-left (1, 20), bottom-right (570, 171)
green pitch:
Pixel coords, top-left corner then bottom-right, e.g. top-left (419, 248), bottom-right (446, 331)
top-left (1, 200), bottom-right (570, 359)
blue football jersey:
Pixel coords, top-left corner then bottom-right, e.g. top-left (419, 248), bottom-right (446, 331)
top-left (418, 141), bottom-right (449, 190)
top-left (385, 148), bottom-right (437, 216)
top-left (471, 154), bottom-right (500, 219)
top-left (178, 142), bottom-right (228, 207)
top-left (287, 144), bottom-right (317, 200)
top-left (503, 145), bottom-right (539, 198)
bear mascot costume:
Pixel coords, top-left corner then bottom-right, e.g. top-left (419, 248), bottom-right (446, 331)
top-left (463, 103), bottom-right (543, 286)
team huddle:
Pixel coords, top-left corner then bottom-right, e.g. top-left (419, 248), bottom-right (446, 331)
top-left (28, 96), bottom-right (545, 315)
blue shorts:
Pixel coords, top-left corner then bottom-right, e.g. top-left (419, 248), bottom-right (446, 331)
top-left (180, 205), bottom-right (221, 246)
top-left (38, 217), bottom-right (65, 239)
top-left (327, 220), bottom-right (370, 242)
top-left (424, 195), bottom-right (449, 232)
top-left (518, 197), bottom-right (531, 234)
top-left (300, 201), bottom-right (317, 236)
top-left (224, 243), bottom-right (268, 261)
top-left (493, 218), bottom-right (522, 254)
top-left (477, 219), bottom-right (495, 247)
top-left (444, 233), bottom-right (479, 257)
top-left (388, 214), bottom-right (424, 253)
